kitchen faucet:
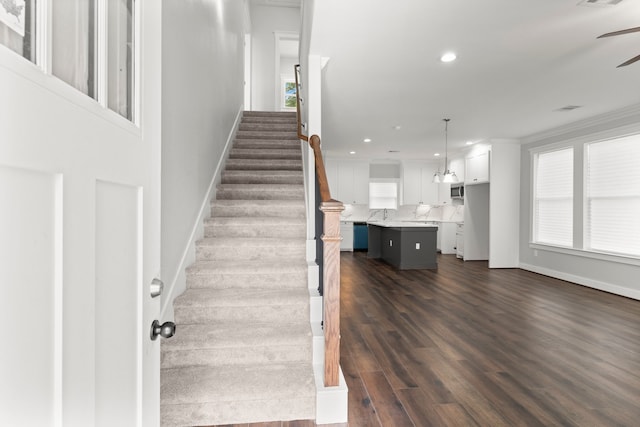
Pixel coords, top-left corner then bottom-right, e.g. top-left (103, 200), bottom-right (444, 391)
top-left (383, 208), bottom-right (388, 221)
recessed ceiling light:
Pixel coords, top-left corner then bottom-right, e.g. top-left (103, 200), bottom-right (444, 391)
top-left (349, 151), bottom-right (356, 155)
top-left (393, 125), bottom-right (402, 130)
top-left (434, 153), bottom-right (441, 157)
top-left (363, 138), bottom-right (372, 143)
top-left (440, 52), bottom-right (457, 63)
top-left (466, 141), bottom-right (474, 145)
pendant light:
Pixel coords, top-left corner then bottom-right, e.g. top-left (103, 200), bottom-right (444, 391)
top-left (441, 118), bottom-right (458, 183)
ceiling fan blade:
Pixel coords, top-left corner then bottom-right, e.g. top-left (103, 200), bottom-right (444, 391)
top-left (598, 26), bottom-right (640, 38)
top-left (617, 53), bottom-right (640, 68)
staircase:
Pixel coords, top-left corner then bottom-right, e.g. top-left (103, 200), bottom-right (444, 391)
top-left (161, 111), bottom-right (316, 426)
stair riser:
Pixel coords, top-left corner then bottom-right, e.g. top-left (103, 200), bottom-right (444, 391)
top-left (174, 304), bottom-right (309, 324)
top-left (241, 117), bottom-right (297, 124)
top-left (161, 343), bottom-right (312, 369)
top-left (204, 224), bottom-right (306, 238)
top-left (161, 398), bottom-right (315, 427)
top-left (186, 272), bottom-right (307, 289)
top-left (196, 244), bottom-right (306, 261)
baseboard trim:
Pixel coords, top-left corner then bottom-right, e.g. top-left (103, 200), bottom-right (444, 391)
top-left (160, 107), bottom-right (244, 319)
top-left (519, 262), bottom-right (640, 301)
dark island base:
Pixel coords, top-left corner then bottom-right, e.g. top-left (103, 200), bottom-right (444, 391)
top-left (367, 224), bottom-right (438, 270)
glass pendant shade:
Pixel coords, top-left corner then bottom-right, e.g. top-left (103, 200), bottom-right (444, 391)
top-left (442, 170), bottom-right (458, 183)
top-left (432, 172), bottom-right (441, 183)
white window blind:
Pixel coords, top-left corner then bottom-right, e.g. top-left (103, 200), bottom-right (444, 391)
top-left (533, 148), bottom-right (573, 246)
top-left (369, 182), bottom-right (398, 209)
top-left (585, 135), bottom-right (640, 257)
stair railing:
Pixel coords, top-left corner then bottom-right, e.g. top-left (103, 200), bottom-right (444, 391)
top-left (295, 64), bottom-right (343, 387)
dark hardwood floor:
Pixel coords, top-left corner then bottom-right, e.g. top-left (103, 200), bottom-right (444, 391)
top-left (340, 252), bottom-right (640, 426)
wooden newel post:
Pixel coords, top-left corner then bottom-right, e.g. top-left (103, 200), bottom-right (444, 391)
top-left (320, 200), bottom-right (344, 387)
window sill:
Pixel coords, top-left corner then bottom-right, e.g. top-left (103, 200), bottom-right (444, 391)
top-left (529, 243), bottom-right (640, 267)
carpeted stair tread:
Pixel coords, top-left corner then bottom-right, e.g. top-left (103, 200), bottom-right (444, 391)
top-left (187, 259), bottom-right (307, 275)
top-left (238, 123), bottom-right (297, 132)
top-left (221, 170), bottom-right (303, 185)
top-left (229, 148), bottom-right (301, 160)
top-left (242, 111), bottom-right (296, 118)
top-left (160, 363), bottom-right (315, 425)
top-left (185, 259), bottom-right (307, 289)
top-left (216, 184), bottom-right (304, 200)
top-left (160, 322), bottom-right (312, 369)
top-left (174, 287), bottom-right (308, 308)
top-left (173, 288), bottom-right (309, 324)
top-left (161, 321), bottom-right (311, 352)
top-left (204, 216), bottom-right (305, 238)
top-left (236, 130), bottom-right (297, 140)
top-left (225, 158), bottom-right (302, 170)
top-left (233, 138), bottom-right (300, 148)
top-left (162, 362), bottom-right (315, 403)
top-left (210, 199), bottom-right (306, 218)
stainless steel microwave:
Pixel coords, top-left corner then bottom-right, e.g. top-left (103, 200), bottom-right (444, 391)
top-left (451, 184), bottom-right (464, 199)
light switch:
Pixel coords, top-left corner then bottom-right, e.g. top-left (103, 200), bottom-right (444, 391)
top-left (415, 243), bottom-right (420, 249)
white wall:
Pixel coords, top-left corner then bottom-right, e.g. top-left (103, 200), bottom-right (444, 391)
top-left (161, 0), bottom-right (246, 314)
top-left (519, 104), bottom-right (640, 300)
top-left (250, 4), bottom-right (301, 110)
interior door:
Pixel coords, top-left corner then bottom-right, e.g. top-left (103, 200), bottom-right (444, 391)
top-left (0, 2), bottom-right (162, 425)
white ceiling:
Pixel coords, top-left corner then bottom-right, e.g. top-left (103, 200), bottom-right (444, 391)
top-left (307, 0), bottom-right (640, 160)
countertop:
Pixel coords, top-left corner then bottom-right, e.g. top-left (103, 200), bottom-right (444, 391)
top-left (367, 221), bottom-right (438, 229)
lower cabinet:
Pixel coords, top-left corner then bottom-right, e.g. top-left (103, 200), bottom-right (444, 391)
top-left (340, 221), bottom-right (354, 251)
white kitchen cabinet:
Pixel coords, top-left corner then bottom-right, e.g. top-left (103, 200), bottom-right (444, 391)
top-left (456, 223), bottom-right (464, 259)
top-left (402, 162), bottom-right (438, 205)
top-left (340, 221), bottom-right (354, 251)
top-left (438, 222), bottom-right (457, 254)
top-left (465, 151), bottom-right (490, 185)
top-left (336, 160), bottom-right (369, 204)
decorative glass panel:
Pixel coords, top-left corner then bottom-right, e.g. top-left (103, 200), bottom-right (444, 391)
top-left (0, 0), bottom-right (36, 62)
top-left (52, 0), bottom-right (96, 97)
top-left (108, 0), bottom-right (134, 120)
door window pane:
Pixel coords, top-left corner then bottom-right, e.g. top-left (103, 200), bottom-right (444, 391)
top-left (52, 0), bottom-right (95, 97)
top-left (0, 0), bottom-right (36, 62)
top-left (108, 0), bottom-right (134, 120)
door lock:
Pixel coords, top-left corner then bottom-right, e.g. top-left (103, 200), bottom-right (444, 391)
top-left (150, 320), bottom-right (176, 340)
top-left (150, 278), bottom-right (164, 298)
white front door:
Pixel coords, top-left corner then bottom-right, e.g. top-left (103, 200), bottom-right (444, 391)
top-left (0, 2), bottom-right (162, 426)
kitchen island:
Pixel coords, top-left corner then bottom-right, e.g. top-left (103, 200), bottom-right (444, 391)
top-left (367, 221), bottom-right (438, 269)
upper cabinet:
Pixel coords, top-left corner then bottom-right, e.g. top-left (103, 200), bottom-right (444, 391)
top-left (402, 162), bottom-right (438, 205)
top-left (465, 151), bottom-right (490, 185)
top-left (325, 158), bottom-right (369, 204)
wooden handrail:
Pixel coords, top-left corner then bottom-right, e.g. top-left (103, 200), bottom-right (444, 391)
top-left (294, 64), bottom-right (309, 142)
top-left (294, 64), bottom-right (343, 387)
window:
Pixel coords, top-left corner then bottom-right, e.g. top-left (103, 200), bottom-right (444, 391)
top-left (585, 135), bottom-right (640, 257)
top-left (108, 0), bottom-right (135, 120)
top-left (369, 182), bottom-right (398, 209)
top-left (533, 147), bottom-right (573, 247)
